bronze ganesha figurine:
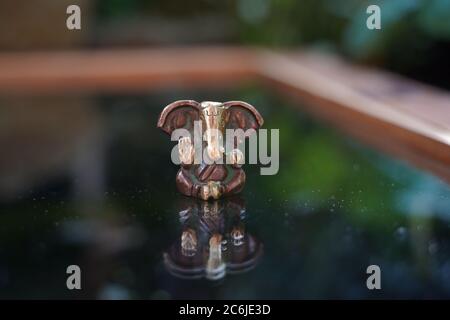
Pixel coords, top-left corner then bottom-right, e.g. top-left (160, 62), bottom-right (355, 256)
top-left (157, 100), bottom-right (263, 200)
top-left (163, 197), bottom-right (263, 280)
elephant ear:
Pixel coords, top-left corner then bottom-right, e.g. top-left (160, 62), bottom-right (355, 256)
top-left (223, 101), bottom-right (264, 136)
top-left (157, 100), bottom-right (201, 135)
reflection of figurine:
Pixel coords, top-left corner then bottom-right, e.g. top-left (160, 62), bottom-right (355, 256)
top-left (163, 197), bottom-right (263, 280)
top-left (157, 100), bottom-right (263, 200)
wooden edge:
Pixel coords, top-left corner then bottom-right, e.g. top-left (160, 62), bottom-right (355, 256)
top-left (256, 51), bottom-right (450, 182)
top-left (0, 47), bottom-right (448, 182)
top-left (0, 47), bottom-right (257, 93)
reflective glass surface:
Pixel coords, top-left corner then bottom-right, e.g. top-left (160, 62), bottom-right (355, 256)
top-left (1, 88), bottom-right (449, 299)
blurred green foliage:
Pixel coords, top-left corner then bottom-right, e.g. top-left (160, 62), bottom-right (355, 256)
top-left (95, 0), bottom-right (450, 88)
top-left (237, 0), bottom-right (450, 88)
top-left (236, 87), bottom-right (450, 232)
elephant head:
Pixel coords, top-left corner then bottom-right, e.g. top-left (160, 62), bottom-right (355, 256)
top-left (157, 100), bottom-right (264, 162)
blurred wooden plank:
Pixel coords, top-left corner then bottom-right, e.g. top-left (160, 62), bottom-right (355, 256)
top-left (281, 51), bottom-right (450, 131)
top-left (0, 47), bottom-right (448, 182)
top-left (258, 51), bottom-right (450, 182)
top-left (0, 47), bottom-right (256, 93)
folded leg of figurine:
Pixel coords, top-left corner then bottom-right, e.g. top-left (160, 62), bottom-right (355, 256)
top-left (176, 168), bottom-right (196, 197)
top-left (223, 167), bottom-right (246, 195)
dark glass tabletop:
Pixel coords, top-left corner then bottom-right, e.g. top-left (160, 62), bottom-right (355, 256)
top-left (1, 87), bottom-right (449, 299)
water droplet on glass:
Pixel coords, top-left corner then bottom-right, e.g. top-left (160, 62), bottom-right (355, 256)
top-left (395, 226), bottom-right (408, 240)
top-left (428, 241), bottom-right (439, 255)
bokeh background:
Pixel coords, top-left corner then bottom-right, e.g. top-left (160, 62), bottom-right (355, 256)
top-left (1, 0), bottom-right (450, 299)
top-left (1, 0), bottom-right (450, 88)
